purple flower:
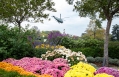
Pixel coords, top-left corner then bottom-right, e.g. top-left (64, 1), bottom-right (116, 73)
top-left (95, 67), bottom-right (119, 77)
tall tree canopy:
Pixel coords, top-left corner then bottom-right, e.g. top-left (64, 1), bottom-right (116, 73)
top-left (83, 19), bottom-right (105, 40)
top-left (111, 24), bottom-right (119, 41)
top-left (66, 0), bottom-right (119, 66)
top-left (0, 0), bottom-right (56, 31)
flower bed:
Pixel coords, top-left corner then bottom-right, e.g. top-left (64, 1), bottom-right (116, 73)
top-left (2, 57), bottom-right (70, 77)
top-left (1, 57), bottom-right (119, 77)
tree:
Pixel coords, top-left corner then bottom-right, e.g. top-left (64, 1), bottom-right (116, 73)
top-left (83, 19), bottom-right (105, 40)
top-left (111, 24), bottom-right (119, 41)
top-left (66, 0), bottom-right (119, 66)
top-left (0, 0), bottom-right (56, 31)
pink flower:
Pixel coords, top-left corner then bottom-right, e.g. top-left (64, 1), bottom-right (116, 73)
top-left (53, 58), bottom-right (68, 64)
top-left (44, 68), bottom-right (64, 77)
top-left (95, 67), bottom-right (119, 77)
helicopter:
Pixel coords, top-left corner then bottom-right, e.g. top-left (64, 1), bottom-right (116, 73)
top-left (52, 14), bottom-right (68, 24)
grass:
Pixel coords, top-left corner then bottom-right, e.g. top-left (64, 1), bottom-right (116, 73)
top-left (0, 68), bottom-right (35, 77)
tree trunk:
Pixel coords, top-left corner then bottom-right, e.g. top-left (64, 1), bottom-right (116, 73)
top-left (103, 18), bottom-right (112, 66)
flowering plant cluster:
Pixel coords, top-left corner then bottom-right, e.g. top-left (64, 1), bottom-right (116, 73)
top-left (0, 62), bottom-right (39, 77)
top-left (41, 47), bottom-right (87, 66)
top-left (94, 67), bottom-right (119, 77)
top-left (3, 57), bottom-right (70, 77)
top-left (1, 57), bottom-right (119, 77)
top-left (65, 62), bottom-right (116, 77)
top-left (35, 44), bottom-right (64, 50)
top-left (47, 31), bottom-right (64, 45)
top-left (64, 62), bottom-right (96, 77)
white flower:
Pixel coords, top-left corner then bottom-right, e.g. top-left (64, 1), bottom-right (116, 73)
top-left (68, 64), bottom-right (71, 66)
top-left (45, 58), bottom-right (47, 60)
top-left (77, 57), bottom-right (80, 60)
top-left (62, 56), bottom-right (64, 58)
top-left (68, 60), bottom-right (70, 62)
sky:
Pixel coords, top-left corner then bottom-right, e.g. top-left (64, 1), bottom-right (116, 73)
top-left (19, 0), bottom-right (119, 37)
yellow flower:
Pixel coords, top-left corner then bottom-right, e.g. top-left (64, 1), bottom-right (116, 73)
top-left (64, 69), bottom-right (94, 77)
top-left (71, 62), bottom-right (96, 73)
top-left (65, 62), bottom-right (96, 77)
top-left (94, 73), bottom-right (114, 77)
top-left (35, 45), bottom-right (40, 49)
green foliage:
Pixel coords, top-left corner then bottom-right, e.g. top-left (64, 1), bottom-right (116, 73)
top-left (61, 38), bottom-right (103, 48)
top-left (87, 57), bottom-right (119, 66)
top-left (73, 0), bottom-right (119, 20)
top-left (0, 0), bottom-right (56, 31)
top-left (71, 47), bottom-right (103, 57)
top-left (60, 36), bottom-right (77, 48)
top-left (111, 24), bottom-right (119, 41)
top-left (34, 48), bottom-right (52, 58)
top-left (45, 53), bottom-right (65, 61)
top-left (117, 61), bottom-right (119, 66)
top-left (61, 38), bottom-right (103, 57)
top-left (95, 57), bottom-right (103, 63)
top-left (108, 41), bottom-right (119, 59)
top-left (87, 57), bottom-right (95, 63)
top-left (68, 56), bottom-right (86, 66)
top-left (0, 68), bottom-right (35, 77)
top-left (61, 37), bottom-right (119, 59)
top-left (109, 58), bottom-right (118, 65)
top-left (0, 24), bottom-right (36, 61)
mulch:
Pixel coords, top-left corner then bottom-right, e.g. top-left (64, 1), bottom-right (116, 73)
top-left (93, 62), bottom-right (119, 70)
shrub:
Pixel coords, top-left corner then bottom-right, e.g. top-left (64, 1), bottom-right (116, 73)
top-left (109, 58), bottom-right (119, 65)
top-left (94, 57), bottom-right (103, 63)
top-left (87, 57), bottom-right (95, 63)
top-left (60, 36), bottom-right (76, 48)
top-left (47, 31), bottom-right (64, 45)
top-left (109, 41), bottom-right (119, 59)
top-left (71, 47), bottom-right (103, 57)
top-left (0, 25), bottom-right (36, 60)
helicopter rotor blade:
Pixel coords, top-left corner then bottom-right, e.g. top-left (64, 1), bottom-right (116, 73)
top-left (60, 14), bottom-right (61, 19)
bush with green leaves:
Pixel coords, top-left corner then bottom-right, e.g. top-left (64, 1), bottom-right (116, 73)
top-left (95, 57), bottom-right (103, 63)
top-left (60, 36), bottom-right (76, 48)
top-left (109, 58), bottom-right (119, 66)
top-left (87, 57), bottom-right (95, 63)
top-left (71, 47), bottom-right (103, 57)
top-left (87, 56), bottom-right (119, 66)
top-left (61, 38), bottom-right (104, 57)
top-left (108, 41), bottom-right (119, 59)
top-left (34, 48), bottom-right (52, 58)
top-left (0, 24), bottom-right (38, 60)
top-left (61, 37), bottom-right (119, 59)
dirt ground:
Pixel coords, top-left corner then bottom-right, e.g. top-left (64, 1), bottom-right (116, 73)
top-left (93, 62), bottom-right (119, 70)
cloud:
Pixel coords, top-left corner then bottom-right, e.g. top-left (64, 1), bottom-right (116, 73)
top-left (20, 0), bottom-right (119, 37)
